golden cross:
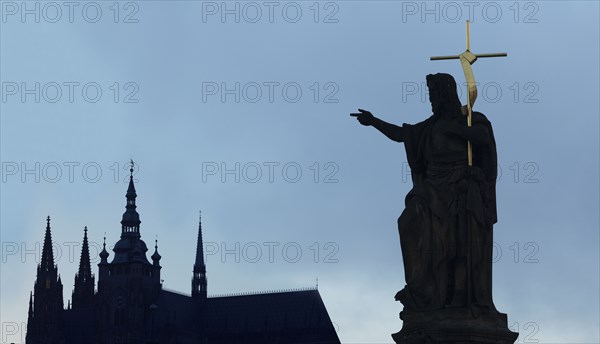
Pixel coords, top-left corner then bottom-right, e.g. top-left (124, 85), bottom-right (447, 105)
top-left (430, 21), bottom-right (507, 166)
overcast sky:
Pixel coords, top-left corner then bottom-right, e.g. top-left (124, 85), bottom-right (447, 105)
top-left (1, 1), bottom-right (599, 343)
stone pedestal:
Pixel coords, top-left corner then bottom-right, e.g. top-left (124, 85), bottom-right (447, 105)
top-left (392, 307), bottom-right (518, 344)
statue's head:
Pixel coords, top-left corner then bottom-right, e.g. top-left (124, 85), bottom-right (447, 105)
top-left (426, 73), bottom-right (462, 117)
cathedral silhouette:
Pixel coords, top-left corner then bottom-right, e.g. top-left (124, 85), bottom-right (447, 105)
top-left (25, 169), bottom-right (340, 343)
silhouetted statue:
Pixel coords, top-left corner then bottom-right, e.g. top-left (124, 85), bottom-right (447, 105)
top-left (352, 73), bottom-right (517, 343)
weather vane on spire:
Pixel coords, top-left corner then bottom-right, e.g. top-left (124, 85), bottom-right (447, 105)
top-left (129, 159), bottom-right (135, 175)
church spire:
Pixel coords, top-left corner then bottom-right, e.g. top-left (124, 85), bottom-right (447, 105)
top-left (192, 211), bottom-right (207, 299)
top-left (72, 226), bottom-right (95, 309)
top-left (78, 227), bottom-right (92, 280)
top-left (195, 211), bottom-right (205, 267)
top-left (27, 217), bottom-right (64, 342)
top-left (40, 216), bottom-right (55, 273)
top-left (121, 160), bottom-right (141, 236)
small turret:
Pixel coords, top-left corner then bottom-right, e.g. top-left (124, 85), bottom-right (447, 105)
top-left (99, 235), bottom-right (109, 263)
top-left (152, 239), bottom-right (161, 266)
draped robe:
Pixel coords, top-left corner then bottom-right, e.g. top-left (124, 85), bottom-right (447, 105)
top-left (396, 110), bottom-right (498, 314)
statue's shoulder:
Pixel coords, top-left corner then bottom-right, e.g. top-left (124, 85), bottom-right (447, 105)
top-left (472, 111), bottom-right (492, 126)
top-left (419, 115), bottom-right (436, 126)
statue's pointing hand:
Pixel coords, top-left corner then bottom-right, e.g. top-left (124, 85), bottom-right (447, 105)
top-left (350, 109), bottom-right (375, 126)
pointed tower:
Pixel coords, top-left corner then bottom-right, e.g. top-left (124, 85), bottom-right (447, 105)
top-left (96, 162), bottom-right (162, 343)
top-left (41, 215), bottom-right (56, 273)
top-left (121, 165), bottom-right (141, 236)
top-left (26, 216), bottom-right (65, 343)
top-left (72, 226), bottom-right (95, 309)
top-left (112, 162), bottom-right (149, 265)
top-left (192, 211), bottom-right (207, 300)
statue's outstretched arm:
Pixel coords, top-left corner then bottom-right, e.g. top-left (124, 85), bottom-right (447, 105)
top-left (350, 109), bottom-right (404, 143)
top-left (371, 117), bottom-right (404, 143)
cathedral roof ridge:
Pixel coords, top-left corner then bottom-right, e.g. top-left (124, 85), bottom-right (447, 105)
top-left (208, 286), bottom-right (317, 299)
